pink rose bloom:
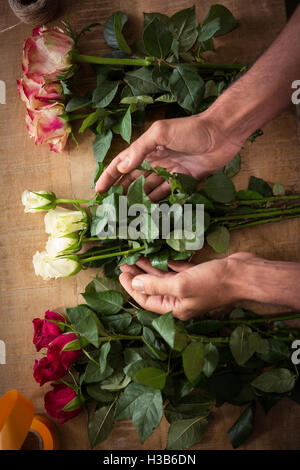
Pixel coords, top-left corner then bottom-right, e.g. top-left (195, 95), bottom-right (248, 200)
top-left (33, 332), bottom-right (82, 386)
top-left (33, 310), bottom-right (65, 352)
top-left (45, 383), bottom-right (82, 424)
top-left (17, 75), bottom-right (63, 110)
top-left (22, 26), bottom-right (74, 82)
top-left (25, 102), bottom-right (71, 153)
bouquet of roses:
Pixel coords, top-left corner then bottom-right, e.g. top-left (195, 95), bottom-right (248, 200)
top-left (32, 278), bottom-right (300, 449)
top-left (18, 5), bottom-right (247, 186)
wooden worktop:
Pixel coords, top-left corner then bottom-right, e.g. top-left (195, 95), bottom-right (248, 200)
top-left (0, 0), bottom-right (299, 450)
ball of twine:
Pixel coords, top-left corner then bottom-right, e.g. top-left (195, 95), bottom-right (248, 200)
top-left (8, 0), bottom-right (59, 26)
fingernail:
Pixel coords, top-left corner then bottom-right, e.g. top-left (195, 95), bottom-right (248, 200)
top-left (132, 278), bottom-right (144, 291)
top-left (118, 157), bottom-right (130, 172)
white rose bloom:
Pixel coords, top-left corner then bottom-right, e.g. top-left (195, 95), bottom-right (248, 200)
top-left (22, 190), bottom-right (55, 213)
top-left (46, 233), bottom-right (80, 257)
top-left (44, 206), bottom-right (87, 237)
top-left (33, 251), bottom-right (80, 280)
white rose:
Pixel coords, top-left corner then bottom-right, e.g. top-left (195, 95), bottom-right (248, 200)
top-left (46, 233), bottom-right (80, 257)
top-left (33, 251), bottom-right (81, 280)
top-left (44, 206), bottom-right (87, 237)
top-left (22, 190), bottom-right (56, 213)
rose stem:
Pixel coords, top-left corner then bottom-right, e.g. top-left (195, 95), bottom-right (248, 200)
top-left (214, 207), bottom-right (300, 223)
top-left (228, 213), bottom-right (300, 231)
top-left (80, 246), bottom-right (144, 263)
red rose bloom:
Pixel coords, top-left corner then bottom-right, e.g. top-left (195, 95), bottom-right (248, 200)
top-left (33, 332), bottom-right (82, 386)
top-left (33, 310), bottom-right (65, 351)
top-left (45, 383), bottom-right (82, 424)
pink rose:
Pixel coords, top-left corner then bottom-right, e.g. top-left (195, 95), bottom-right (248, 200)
top-left (45, 383), bottom-right (82, 424)
top-left (25, 102), bottom-right (71, 153)
top-left (17, 75), bottom-right (63, 110)
top-left (22, 26), bottom-right (74, 81)
top-left (33, 332), bottom-right (82, 386)
top-left (33, 310), bottom-right (65, 352)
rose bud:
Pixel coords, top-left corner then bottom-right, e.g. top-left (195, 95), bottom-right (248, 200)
top-left (25, 102), bottom-right (71, 153)
top-left (46, 233), bottom-right (82, 257)
top-left (22, 26), bottom-right (74, 82)
top-left (17, 75), bottom-right (63, 110)
top-left (22, 190), bottom-right (56, 213)
top-left (33, 332), bottom-right (82, 386)
top-left (44, 383), bottom-right (83, 424)
top-left (44, 207), bottom-right (87, 237)
top-left (33, 310), bottom-right (66, 351)
top-left (33, 251), bottom-right (81, 280)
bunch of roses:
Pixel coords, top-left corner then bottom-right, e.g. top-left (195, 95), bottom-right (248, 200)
top-left (22, 190), bottom-right (88, 280)
top-left (17, 26), bottom-right (74, 153)
top-left (33, 310), bottom-right (83, 423)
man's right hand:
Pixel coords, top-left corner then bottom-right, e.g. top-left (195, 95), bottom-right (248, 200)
top-left (95, 110), bottom-right (243, 201)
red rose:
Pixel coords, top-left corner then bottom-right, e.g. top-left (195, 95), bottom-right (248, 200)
top-left (33, 332), bottom-right (82, 386)
top-left (45, 383), bottom-right (82, 424)
top-left (33, 310), bottom-right (65, 351)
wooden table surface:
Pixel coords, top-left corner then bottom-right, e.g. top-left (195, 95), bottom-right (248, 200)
top-left (0, 0), bottom-right (300, 450)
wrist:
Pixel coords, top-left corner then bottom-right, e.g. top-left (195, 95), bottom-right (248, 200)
top-left (226, 253), bottom-right (300, 309)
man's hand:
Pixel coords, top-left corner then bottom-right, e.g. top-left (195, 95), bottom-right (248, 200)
top-left (119, 253), bottom-right (300, 319)
top-left (95, 111), bottom-right (243, 200)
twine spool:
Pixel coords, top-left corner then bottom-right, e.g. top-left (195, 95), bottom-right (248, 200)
top-left (8, 0), bottom-right (59, 26)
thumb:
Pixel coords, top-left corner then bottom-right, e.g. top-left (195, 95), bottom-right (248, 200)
top-left (132, 273), bottom-right (177, 296)
top-left (117, 121), bottom-right (167, 173)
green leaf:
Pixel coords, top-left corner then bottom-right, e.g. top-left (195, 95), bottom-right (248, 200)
top-left (93, 130), bottom-right (113, 164)
top-left (206, 225), bottom-right (230, 253)
top-left (125, 67), bottom-right (164, 94)
top-left (227, 403), bottom-right (255, 449)
top-left (236, 189), bottom-right (263, 200)
top-left (124, 359), bottom-right (153, 378)
top-left (203, 343), bottom-right (219, 378)
top-left (84, 361), bottom-right (113, 384)
top-left (112, 106), bottom-right (132, 143)
top-left (136, 310), bottom-right (158, 327)
top-left (198, 17), bottom-right (221, 41)
top-left (120, 95), bottom-right (154, 105)
top-left (127, 174), bottom-right (151, 208)
top-left (66, 305), bottom-right (90, 325)
top-left (248, 176), bottom-right (273, 197)
top-left (229, 325), bottom-right (256, 366)
top-left (223, 154), bottom-right (241, 178)
top-left (66, 96), bottom-right (92, 112)
top-left (103, 11), bottom-right (131, 53)
top-left (86, 384), bottom-right (114, 403)
top-left (134, 367), bottom-right (166, 390)
top-left (155, 93), bottom-right (176, 103)
top-left (85, 275), bottom-right (129, 302)
top-left (102, 312), bottom-right (132, 332)
top-left (82, 290), bottom-right (123, 315)
top-left (166, 416), bottom-right (208, 450)
top-left (186, 193), bottom-right (215, 212)
top-left (168, 6), bottom-right (198, 52)
top-left (204, 173), bottom-right (236, 203)
top-left (79, 108), bottom-right (106, 133)
top-left (88, 403), bottom-right (115, 448)
top-left (273, 182), bottom-right (285, 196)
top-left (72, 309), bottom-right (100, 347)
top-left (99, 342), bottom-right (111, 374)
top-left (142, 327), bottom-right (168, 360)
top-left (100, 369), bottom-right (131, 391)
top-left (203, 4), bottom-right (238, 37)
top-left (143, 12), bottom-right (169, 28)
top-left (152, 311), bottom-right (175, 348)
top-left (169, 65), bottom-right (204, 114)
top-left (143, 18), bottom-right (173, 58)
top-left (182, 342), bottom-right (204, 383)
top-left (92, 81), bottom-right (119, 108)
top-left (149, 250), bottom-right (169, 271)
top-left (259, 339), bottom-right (290, 363)
top-left (251, 368), bottom-right (296, 393)
top-left (115, 382), bottom-right (163, 443)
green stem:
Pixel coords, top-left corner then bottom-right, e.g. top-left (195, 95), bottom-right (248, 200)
top-left (56, 198), bottom-right (89, 204)
top-left (82, 237), bottom-right (103, 242)
top-left (81, 246), bottom-right (144, 264)
top-left (99, 334), bottom-right (142, 343)
top-left (189, 335), bottom-right (229, 343)
top-left (73, 52), bottom-right (153, 67)
top-left (236, 195), bottom-right (300, 206)
top-left (215, 207), bottom-right (300, 223)
top-left (78, 245), bottom-right (123, 258)
top-left (229, 213), bottom-right (300, 231)
top-left (223, 313), bottom-right (300, 324)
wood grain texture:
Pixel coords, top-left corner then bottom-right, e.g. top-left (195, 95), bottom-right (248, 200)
top-left (1, 0), bottom-right (300, 450)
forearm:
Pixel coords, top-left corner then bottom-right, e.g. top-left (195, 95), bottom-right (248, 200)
top-left (206, 5), bottom-right (300, 147)
top-left (229, 256), bottom-right (300, 310)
